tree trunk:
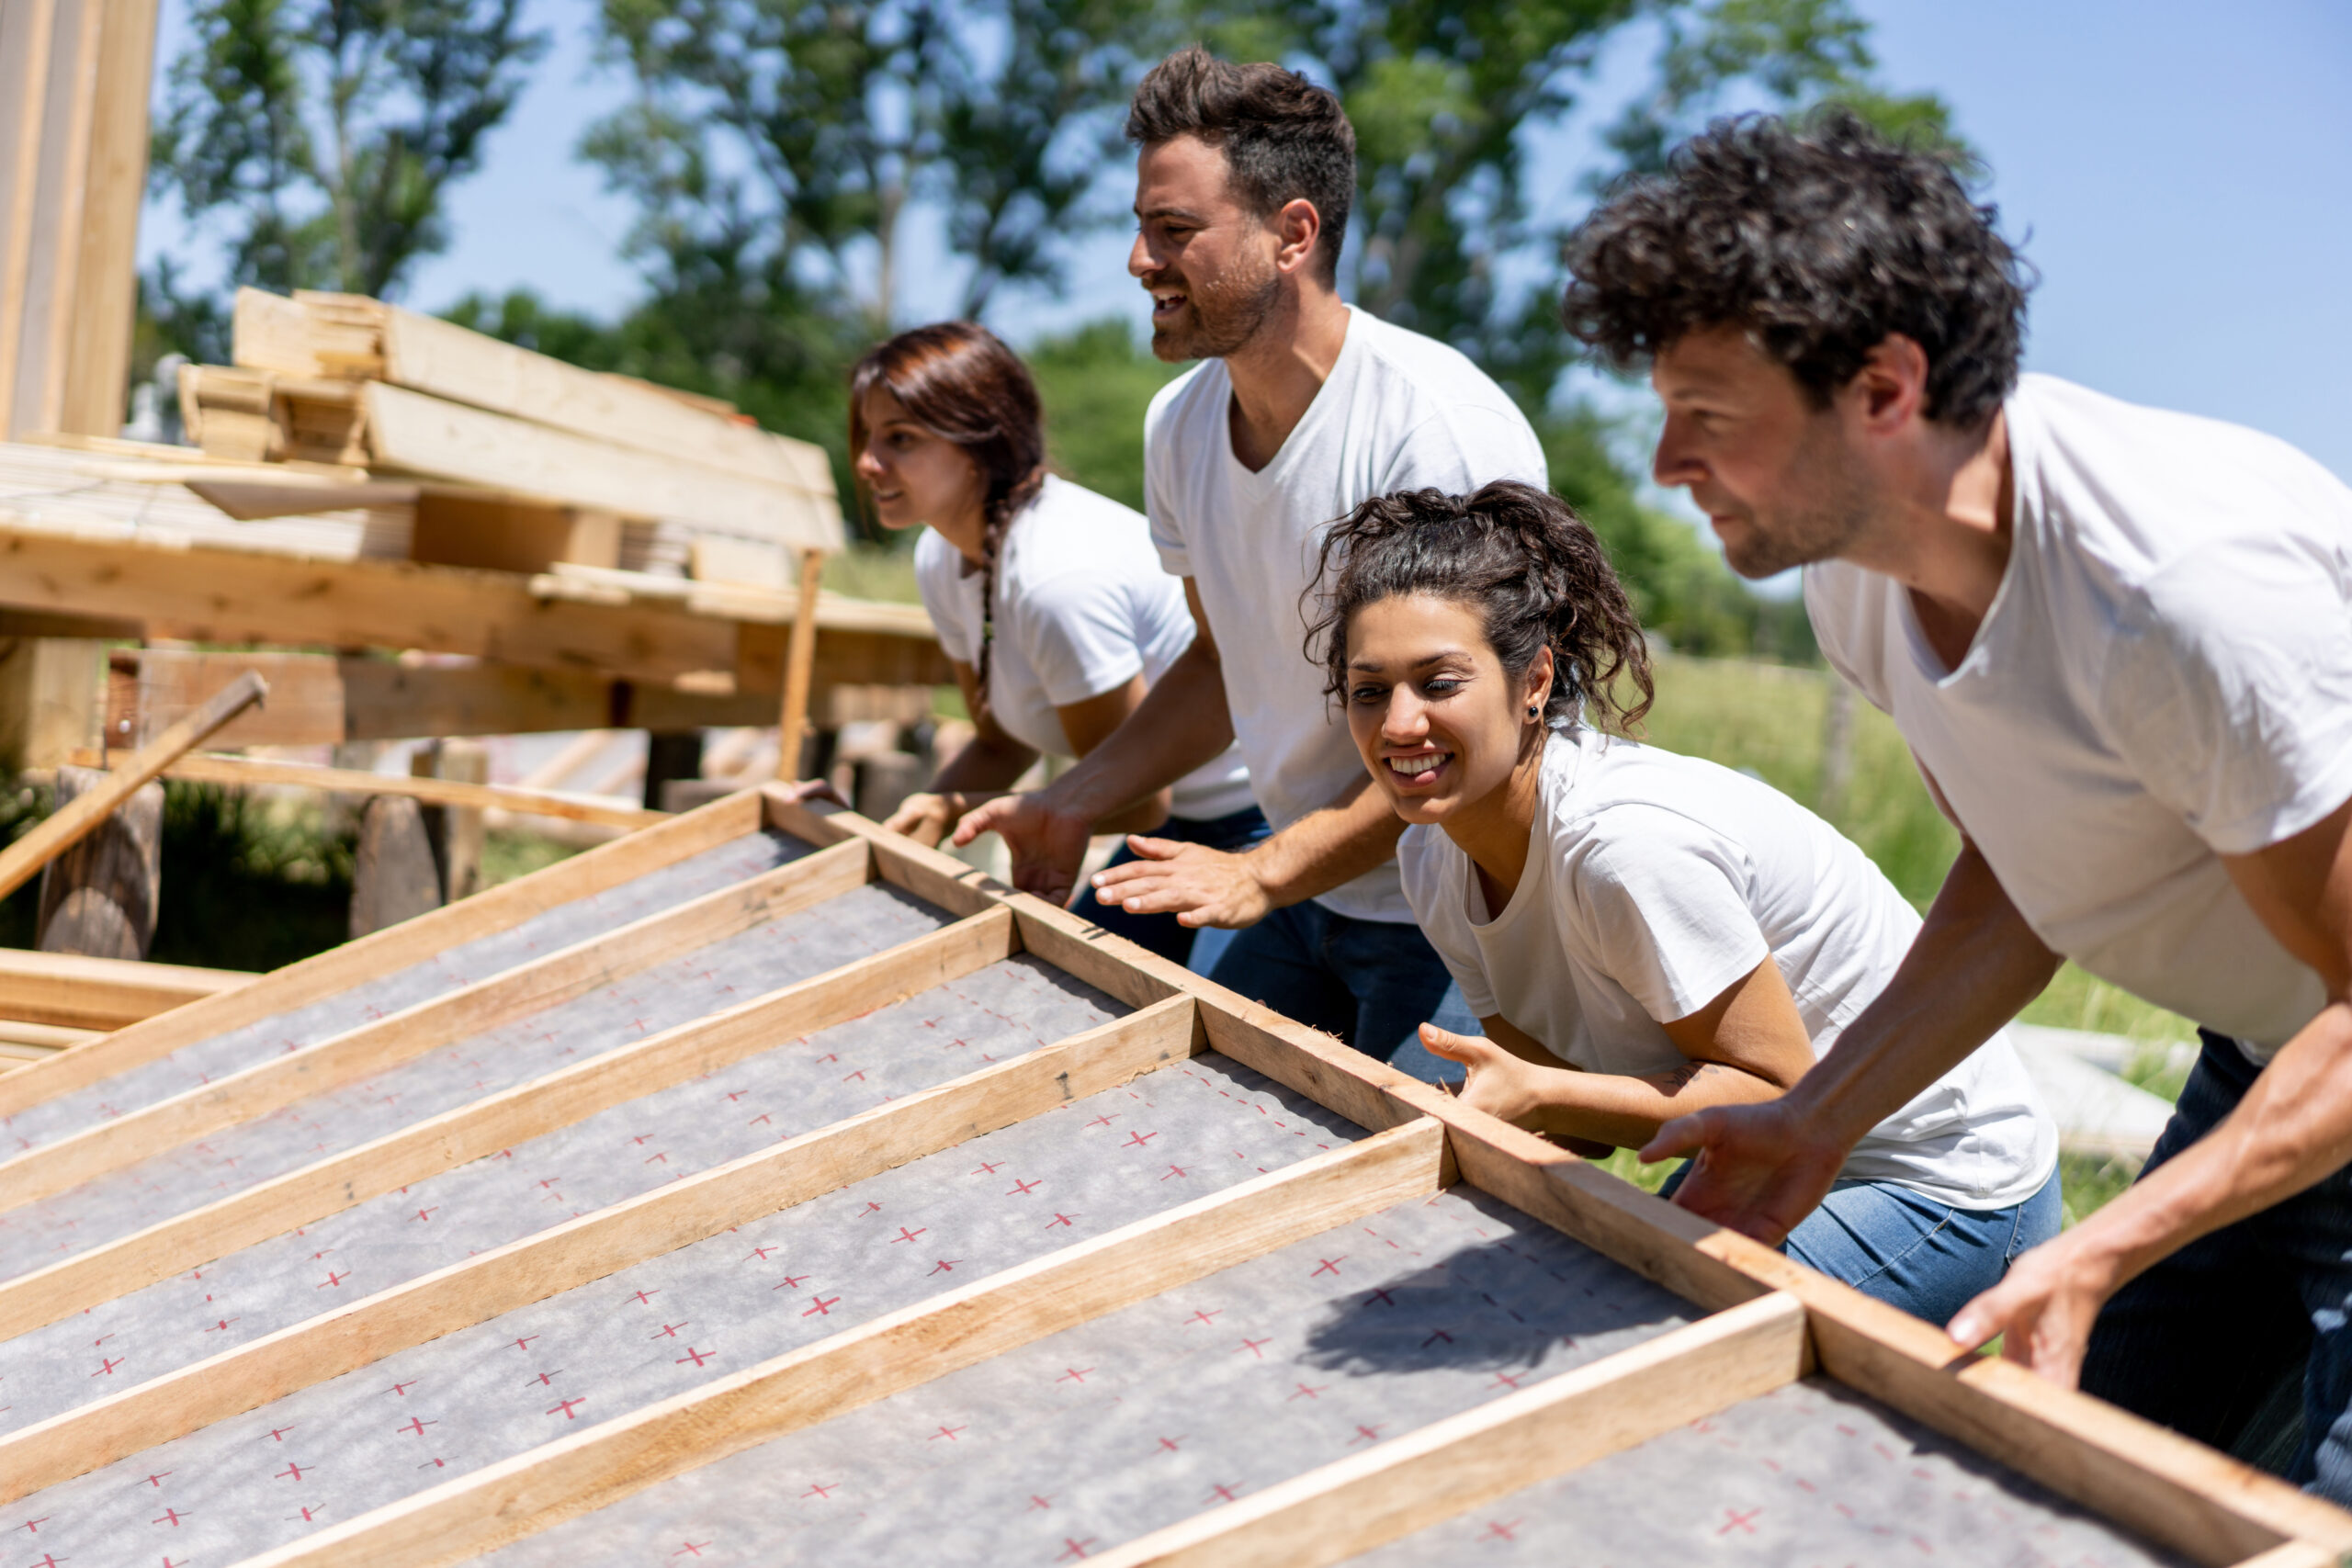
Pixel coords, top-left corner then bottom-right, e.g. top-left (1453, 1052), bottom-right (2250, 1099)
top-left (34, 765), bottom-right (162, 959)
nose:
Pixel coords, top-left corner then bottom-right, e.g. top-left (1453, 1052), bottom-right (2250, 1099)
top-left (853, 442), bottom-right (886, 484)
top-left (1128, 228), bottom-right (1158, 280)
top-left (1651, 412), bottom-right (1706, 491)
top-left (1381, 685), bottom-right (1430, 743)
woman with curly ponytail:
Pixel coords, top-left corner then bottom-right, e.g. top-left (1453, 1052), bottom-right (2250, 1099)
top-left (1307, 480), bottom-right (2057, 1326)
top-left (850, 323), bottom-right (1261, 964)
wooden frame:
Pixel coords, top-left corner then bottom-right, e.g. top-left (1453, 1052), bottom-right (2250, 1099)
top-left (0, 787), bottom-right (2342, 1568)
top-left (68, 747), bottom-right (667, 829)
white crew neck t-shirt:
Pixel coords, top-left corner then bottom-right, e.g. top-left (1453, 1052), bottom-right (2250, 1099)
top-left (915, 475), bottom-right (1254, 822)
top-left (1806, 374), bottom-right (2352, 1059)
top-left (1145, 305), bottom-right (1548, 921)
top-left (1400, 728), bottom-right (2055, 1210)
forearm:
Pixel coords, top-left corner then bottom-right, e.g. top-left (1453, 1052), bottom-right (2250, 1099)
top-left (1241, 778), bottom-right (1405, 908)
top-left (930, 738), bottom-right (1035, 797)
top-left (1092, 788), bottom-right (1174, 837)
top-left (1794, 842), bottom-right (2060, 1149)
top-left (1041, 645), bottom-right (1233, 824)
top-left (2063, 999), bottom-right (2352, 1290)
top-left (1530, 1060), bottom-right (1785, 1150)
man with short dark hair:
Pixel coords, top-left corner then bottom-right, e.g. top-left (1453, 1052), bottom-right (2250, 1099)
top-left (1565, 110), bottom-right (2352, 1496)
top-left (956, 47), bottom-right (1547, 1068)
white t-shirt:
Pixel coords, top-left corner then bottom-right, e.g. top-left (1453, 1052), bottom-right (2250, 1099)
top-left (1806, 374), bottom-right (2352, 1059)
top-left (1145, 305), bottom-right (1549, 921)
top-left (916, 475), bottom-right (1255, 821)
top-left (1400, 728), bottom-right (2056, 1209)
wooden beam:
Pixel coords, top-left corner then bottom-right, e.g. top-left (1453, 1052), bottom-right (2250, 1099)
top-left (0, 634), bottom-right (101, 770)
top-left (1093, 1292), bottom-right (1810, 1568)
top-left (775, 547), bottom-right (825, 778)
top-left (0, 915), bottom-right (1130, 1502)
top-left (0, 671), bottom-right (266, 901)
top-left (70, 749), bottom-right (667, 830)
top-left (0, 910), bottom-right (1015, 1344)
top-left (55, 0), bottom-right (158, 438)
top-left (0, 840), bottom-right (873, 1211)
top-left (0, 789), bottom-right (765, 1122)
top-left (239, 1117), bottom-right (1445, 1568)
top-left (361, 381), bottom-right (842, 553)
top-left (0, 523), bottom-right (747, 685)
top-left (0, 948), bottom-right (249, 1032)
top-left (0, 1020), bottom-right (99, 1051)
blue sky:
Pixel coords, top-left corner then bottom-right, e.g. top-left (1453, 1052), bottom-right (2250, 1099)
top-left (140, 0), bottom-right (2352, 482)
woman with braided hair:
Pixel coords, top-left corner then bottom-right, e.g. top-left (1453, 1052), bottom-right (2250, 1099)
top-left (1308, 479), bottom-right (2058, 1323)
top-left (849, 322), bottom-right (1260, 964)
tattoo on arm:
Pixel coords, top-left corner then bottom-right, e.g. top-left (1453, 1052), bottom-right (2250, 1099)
top-left (1664, 1061), bottom-right (1724, 1092)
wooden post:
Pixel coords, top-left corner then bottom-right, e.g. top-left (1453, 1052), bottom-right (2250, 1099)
top-left (0, 636), bottom-right (101, 771)
top-left (0, 671), bottom-right (263, 903)
top-left (348, 796), bottom-right (441, 938)
top-left (775, 547), bottom-right (825, 780)
top-left (413, 738), bottom-right (489, 901)
top-left (33, 765), bottom-right (161, 959)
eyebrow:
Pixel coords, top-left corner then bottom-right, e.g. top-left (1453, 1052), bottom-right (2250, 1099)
top-left (1347, 648), bottom-right (1476, 672)
top-left (1133, 202), bottom-right (1209, 224)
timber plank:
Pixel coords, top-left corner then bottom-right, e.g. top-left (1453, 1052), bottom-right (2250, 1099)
top-left (0, 948), bottom-right (250, 1031)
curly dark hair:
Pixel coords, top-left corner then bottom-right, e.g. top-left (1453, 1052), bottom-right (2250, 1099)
top-left (1304, 482), bottom-right (1653, 734)
top-left (1126, 46), bottom-right (1355, 286)
top-left (1560, 109), bottom-right (2030, 426)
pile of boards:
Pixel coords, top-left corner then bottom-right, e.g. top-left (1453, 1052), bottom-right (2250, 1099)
top-left (173, 288), bottom-right (843, 585)
top-left (0, 787), bottom-right (2339, 1568)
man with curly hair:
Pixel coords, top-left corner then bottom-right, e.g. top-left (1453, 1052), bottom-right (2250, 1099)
top-left (1565, 109), bottom-right (2352, 1496)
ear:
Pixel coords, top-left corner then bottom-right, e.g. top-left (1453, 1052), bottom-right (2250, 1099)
top-left (1847, 333), bottom-right (1931, 435)
top-left (1524, 644), bottom-right (1556, 720)
top-left (1271, 197), bottom-right (1323, 277)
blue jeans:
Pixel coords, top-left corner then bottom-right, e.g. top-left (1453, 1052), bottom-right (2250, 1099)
top-left (1074, 805), bottom-right (1270, 968)
top-left (1663, 1164), bottom-right (2061, 1327)
top-left (1203, 897), bottom-right (1480, 1084)
top-left (2081, 1029), bottom-right (2352, 1500)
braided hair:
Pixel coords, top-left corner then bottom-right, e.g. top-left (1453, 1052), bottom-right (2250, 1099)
top-left (1303, 480), bottom-right (1653, 733)
top-left (849, 322), bottom-right (1047, 716)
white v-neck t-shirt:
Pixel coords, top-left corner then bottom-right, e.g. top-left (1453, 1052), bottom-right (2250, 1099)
top-left (1144, 306), bottom-right (1548, 921)
top-left (915, 475), bottom-right (1254, 821)
top-left (1399, 728), bottom-right (2055, 1209)
top-left (1806, 374), bottom-right (2352, 1059)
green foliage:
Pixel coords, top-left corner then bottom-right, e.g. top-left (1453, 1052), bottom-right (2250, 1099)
top-left (148, 785), bottom-right (355, 971)
top-left (1027, 318), bottom-right (1185, 513)
top-left (146, 0), bottom-right (548, 357)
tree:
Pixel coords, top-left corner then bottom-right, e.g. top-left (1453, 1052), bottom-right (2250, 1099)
top-left (143, 0), bottom-right (547, 359)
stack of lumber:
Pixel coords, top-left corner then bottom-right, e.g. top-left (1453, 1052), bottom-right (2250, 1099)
top-left (174, 288), bottom-right (844, 582)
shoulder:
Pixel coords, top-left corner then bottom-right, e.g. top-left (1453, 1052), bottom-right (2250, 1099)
top-left (1011, 479), bottom-right (1160, 603)
top-left (1802, 560), bottom-right (1898, 709)
top-left (1544, 740), bottom-right (1755, 874)
top-left (1347, 310), bottom-right (1546, 483)
top-left (1145, 360), bottom-right (1226, 446)
top-left (910, 528), bottom-right (964, 605)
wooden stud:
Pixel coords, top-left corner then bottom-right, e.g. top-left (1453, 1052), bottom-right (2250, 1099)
top-left (0, 788), bottom-right (763, 1122)
top-left (0, 916), bottom-right (1140, 1503)
top-left (0, 840), bottom-right (874, 1212)
top-left (1093, 1292), bottom-right (1811, 1568)
top-left (0, 909), bottom-right (1017, 1346)
top-left (34, 764), bottom-right (163, 958)
top-left (347, 794), bottom-right (442, 938)
top-left (0, 671), bottom-right (265, 902)
top-left (775, 547), bottom-right (827, 780)
top-left (0, 0), bottom-right (58, 440)
top-left (0, 947), bottom-right (248, 1032)
top-left (56, 0), bottom-right (157, 437)
top-left (237, 1118), bottom-right (1445, 1568)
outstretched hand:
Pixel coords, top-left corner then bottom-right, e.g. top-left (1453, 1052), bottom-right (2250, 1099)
top-left (1945, 1231), bottom-right (2113, 1388)
top-left (1088, 835), bottom-right (1273, 930)
top-left (951, 792), bottom-right (1092, 905)
top-left (770, 778), bottom-right (848, 809)
top-left (882, 792), bottom-right (958, 848)
top-left (1639, 1098), bottom-right (1848, 1247)
top-left (1417, 1024), bottom-right (1544, 1124)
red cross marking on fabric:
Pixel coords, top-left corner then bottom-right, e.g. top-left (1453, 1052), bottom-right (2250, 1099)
top-left (1478, 1520), bottom-right (1522, 1543)
top-left (529, 1370), bottom-right (562, 1386)
top-left (318, 1270), bottom-right (348, 1289)
top-left (1363, 1287), bottom-right (1396, 1307)
top-left (413, 1206), bottom-right (438, 1223)
top-left (857, 1201), bottom-right (883, 1216)
top-left (31, 1553), bottom-right (65, 1568)
top-left (1027, 1495), bottom-right (1053, 1511)
top-left (971, 1160), bottom-right (1006, 1176)
top-left (1156, 1435), bottom-right (1184, 1453)
top-left (928, 1258), bottom-right (960, 1275)
top-left (628, 1288), bottom-right (662, 1305)
top-left (16, 1517), bottom-right (48, 1534)
top-left (1204, 1483), bottom-right (1241, 1505)
top-left (266, 1425), bottom-right (296, 1441)
top-left (1236, 1337), bottom-right (1272, 1358)
top-left (800, 1482), bottom-right (838, 1500)
top-left (91, 1356), bottom-right (124, 1377)
top-left (1084, 1114), bottom-right (1118, 1129)
top-left (676, 1346), bottom-right (715, 1368)
top-left (928, 1424), bottom-right (966, 1441)
top-left (745, 1245), bottom-right (779, 1261)
top-left (277, 1461), bottom-right (310, 1482)
top-left (1159, 1164), bottom-right (1188, 1179)
top-left (537, 1178), bottom-right (561, 1190)
top-left (145, 1471), bottom-right (173, 1486)
top-left (671, 1543), bottom-right (712, 1559)
top-left (1056, 1367), bottom-right (1092, 1383)
top-left (652, 1322), bottom-right (689, 1339)
top-left (152, 1507), bottom-right (190, 1527)
top-left (397, 1416), bottom-right (437, 1437)
top-left (1057, 1539), bottom-right (1097, 1562)
top-left (802, 1295), bottom-right (842, 1317)
top-left (1718, 1508), bottom-right (1762, 1535)
top-left (1288, 1382), bottom-right (1328, 1401)
top-left (1006, 1178), bottom-right (1041, 1196)
top-left (1047, 1212), bottom-right (1077, 1228)
top-left (204, 1317), bottom-right (238, 1332)
top-left (511, 1335), bottom-right (539, 1351)
top-left (548, 1398), bottom-right (588, 1419)
top-left (889, 1226), bottom-right (925, 1243)
top-left (748, 1112), bottom-right (773, 1125)
top-left (644, 1151), bottom-right (670, 1164)
top-left (1184, 1308), bottom-right (1221, 1326)
top-left (1310, 1257), bottom-right (1346, 1276)
top-left (774, 1272), bottom-right (811, 1290)
top-left (388, 1379), bottom-right (418, 1396)
top-left (1350, 1424), bottom-right (1385, 1445)
top-left (420, 1457), bottom-right (448, 1469)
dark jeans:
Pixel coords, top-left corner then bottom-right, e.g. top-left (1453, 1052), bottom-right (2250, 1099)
top-left (1203, 897), bottom-right (1480, 1083)
top-left (1073, 804), bottom-right (1270, 967)
top-left (2081, 1029), bottom-right (2352, 1502)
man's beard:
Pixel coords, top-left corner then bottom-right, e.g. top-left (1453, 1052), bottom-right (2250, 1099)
top-left (1720, 421), bottom-right (1875, 578)
top-left (1146, 254), bottom-right (1281, 362)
